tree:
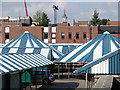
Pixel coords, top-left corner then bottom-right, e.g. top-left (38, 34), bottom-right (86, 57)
top-left (90, 9), bottom-right (110, 26)
top-left (90, 9), bottom-right (101, 26)
top-left (33, 10), bottom-right (50, 26)
top-left (101, 19), bottom-right (108, 25)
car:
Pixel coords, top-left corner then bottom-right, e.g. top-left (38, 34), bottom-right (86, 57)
top-left (32, 70), bottom-right (55, 85)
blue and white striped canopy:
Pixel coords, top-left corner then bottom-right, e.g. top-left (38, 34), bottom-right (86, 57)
top-left (0, 47), bottom-right (51, 59)
top-left (0, 53), bottom-right (53, 74)
top-left (55, 31), bottom-right (120, 63)
top-left (0, 31), bottom-right (63, 59)
top-left (74, 48), bottom-right (120, 74)
top-left (50, 44), bottom-right (81, 54)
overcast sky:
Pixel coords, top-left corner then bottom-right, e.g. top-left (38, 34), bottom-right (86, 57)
top-left (0, 0), bottom-right (119, 25)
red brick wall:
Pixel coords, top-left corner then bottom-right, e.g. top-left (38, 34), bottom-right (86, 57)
top-left (57, 23), bottom-right (70, 26)
top-left (1, 22), bottom-right (120, 44)
top-left (56, 26), bottom-right (98, 43)
top-left (1, 23), bottom-right (22, 27)
top-left (9, 26), bottom-right (43, 41)
top-left (107, 21), bottom-right (120, 25)
top-left (74, 21), bottom-right (89, 26)
top-left (91, 26), bottom-right (98, 39)
top-left (1, 23), bottom-right (43, 43)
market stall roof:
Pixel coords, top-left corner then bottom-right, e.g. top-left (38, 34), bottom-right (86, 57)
top-left (0, 31), bottom-right (63, 59)
top-left (55, 31), bottom-right (120, 63)
top-left (0, 53), bottom-right (53, 74)
top-left (73, 48), bottom-right (120, 74)
top-left (50, 44), bottom-right (81, 54)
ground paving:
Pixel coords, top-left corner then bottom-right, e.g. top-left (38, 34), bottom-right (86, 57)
top-left (29, 79), bottom-right (86, 89)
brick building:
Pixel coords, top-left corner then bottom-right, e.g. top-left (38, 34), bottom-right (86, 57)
top-left (0, 23), bottom-right (43, 44)
top-left (0, 16), bottom-right (120, 44)
top-left (0, 16), bottom-right (32, 26)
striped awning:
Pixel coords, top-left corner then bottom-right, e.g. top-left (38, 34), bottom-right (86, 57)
top-left (0, 48), bottom-right (51, 59)
top-left (0, 47), bottom-right (62, 59)
top-left (74, 48), bottom-right (120, 74)
top-left (50, 44), bottom-right (81, 54)
top-left (55, 31), bottom-right (120, 63)
top-left (0, 53), bottom-right (53, 74)
top-left (0, 31), bottom-right (63, 59)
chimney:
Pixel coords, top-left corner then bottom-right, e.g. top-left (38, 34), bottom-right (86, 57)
top-left (73, 19), bottom-right (75, 26)
top-left (19, 16), bottom-right (21, 22)
top-left (8, 16), bottom-right (10, 22)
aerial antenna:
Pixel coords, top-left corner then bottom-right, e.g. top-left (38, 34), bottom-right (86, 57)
top-left (24, 0), bottom-right (28, 17)
top-left (53, 5), bottom-right (59, 24)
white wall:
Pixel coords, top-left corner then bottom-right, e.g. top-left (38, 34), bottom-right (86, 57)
top-left (92, 59), bottom-right (109, 74)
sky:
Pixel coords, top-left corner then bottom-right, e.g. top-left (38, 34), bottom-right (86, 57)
top-left (0, 0), bottom-right (119, 25)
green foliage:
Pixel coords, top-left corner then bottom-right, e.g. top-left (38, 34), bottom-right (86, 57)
top-left (90, 9), bottom-right (109, 26)
top-left (101, 19), bottom-right (108, 25)
top-left (33, 10), bottom-right (50, 26)
top-left (90, 10), bottom-right (101, 26)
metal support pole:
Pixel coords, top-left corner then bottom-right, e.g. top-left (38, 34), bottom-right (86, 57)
top-left (62, 63), bottom-right (63, 78)
top-left (68, 63), bottom-right (70, 79)
top-left (86, 73), bottom-right (88, 88)
top-left (65, 63), bottom-right (67, 69)
top-left (58, 64), bottom-right (60, 79)
top-left (72, 63), bottom-right (74, 78)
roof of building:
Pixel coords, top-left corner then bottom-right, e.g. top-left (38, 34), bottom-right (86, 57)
top-left (0, 31), bottom-right (63, 59)
top-left (55, 31), bottom-right (120, 63)
top-left (107, 21), bottom-right (120, 25)
top-left (74, 21), bottom-right (89, 26)
top-left (0, 53), bottom-right (53, 74)
top-left (73, 48), bottom-right (120, 74)
top-left (98, 26), bottom-right (120, 34)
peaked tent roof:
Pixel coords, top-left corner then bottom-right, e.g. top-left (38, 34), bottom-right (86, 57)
top-left (0, 53), bottom-right (53, 74)
top-left (73, 48), bottom-right (120, 74)
top-left (50, 44), bottom-right (81, 54)
top-left (55, 31), bottom-right (120, 63)
top-left (0, 31), bottom-right (63, 59)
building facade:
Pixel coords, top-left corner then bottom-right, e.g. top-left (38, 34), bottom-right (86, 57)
top-left (0, 23), bottom-right (43, 44)
top-left (0, 17), bottom-right (120, 44)
top-left (0, 16), bottom-right (32, 26)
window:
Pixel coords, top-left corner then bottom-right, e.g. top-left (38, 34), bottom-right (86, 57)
top-left (5, 33), bottom-right (9, 40)
top-left (61, 32), bottom-right (65, 39)
top-left (69, 32), bottom-right (72, 39)
top-left (76, 32), bottom-right (79, 39)
top-left (5, 27), bottom-right (10, 33)
top-left (15, 25), bottom-right (20, 27)
top-left (83, 32), bottom-right (87, 39)
top-left (44, 32), bottom-right (48, 39)
top-left (52, 33), bottom-right (56, 39)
